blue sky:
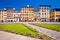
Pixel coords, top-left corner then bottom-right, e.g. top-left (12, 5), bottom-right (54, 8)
top-left (0, 0), bottom-right (60, 10)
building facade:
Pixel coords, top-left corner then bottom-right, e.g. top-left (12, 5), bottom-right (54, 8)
top-left (0, 11), bottom-right (3, 22)
top-left (50, 8), bottom-right (60, 22)
top-left (38, 5), bottom-right (50, 22)
top-left (34, 8), bottom-right (39, 22)
top-left (1, 5), bottom-right (60, 22)
top-left (20, 5), bottom-right (34, 22)
top-left (13, 10), bottom-right (21, 22)
top-left (0, 8), bottom-right (21, 22)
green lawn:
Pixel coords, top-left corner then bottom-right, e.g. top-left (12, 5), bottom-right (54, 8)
top-left (0, 23), bottom-right (54, 40)
top-left (32, 23), bottom-right (60, 32)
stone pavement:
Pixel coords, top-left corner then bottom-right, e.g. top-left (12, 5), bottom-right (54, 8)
top-left (0, 31), bottom-right (41, 40)
top-left (23, 23), bottom-right (60, 40)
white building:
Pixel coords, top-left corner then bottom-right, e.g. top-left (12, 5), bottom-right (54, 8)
top-left (38, 5), bottom-right (50, 22)
top-left (13, 10), bottom-right (21, 22)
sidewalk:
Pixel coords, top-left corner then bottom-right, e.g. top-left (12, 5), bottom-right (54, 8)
top-left (0, 31), bottom-right (41, 40)
top-left (23, 23), bottom-right (60, 40)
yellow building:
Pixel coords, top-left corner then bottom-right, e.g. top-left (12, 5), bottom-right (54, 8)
top-left (50, 8), bottom-right (60, 22)
top-left (20, 5), bottom-right (34, 22)
top-left (0, 11), bottom-right (3, 22)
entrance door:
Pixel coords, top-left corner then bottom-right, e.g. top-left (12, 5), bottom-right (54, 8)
top-left (58, 19), bottom-right (60, 22)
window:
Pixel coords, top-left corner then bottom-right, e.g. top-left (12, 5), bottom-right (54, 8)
top-left (45, 13), bottom-right (46, 15)
top-left (56, 15), bottom-right (60, 17)
top-left (42, 9), bottom-right (46, 12)
top-left (4, 15), bottom-right (6, 16)
top-left (44, 8), bottom-right (46, 10)
top-left (39, 13), bottom-right (40, 15)
top-left (47, 8), bottom-right (49, 10)
top-left (7, 16), bottom-right (10, 17)
top-left (42, 13), bottom-right (46, 15)
top-left (42, 13), bottom-right (44, 15)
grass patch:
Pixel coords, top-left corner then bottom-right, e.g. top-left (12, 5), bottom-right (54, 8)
top-left (0, 23), bottom-right (54, 40)
top-left (31, 23), bottom-right (60, 32)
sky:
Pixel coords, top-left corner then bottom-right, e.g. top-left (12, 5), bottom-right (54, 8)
top-left (0, 0), bottom-right (60, 10)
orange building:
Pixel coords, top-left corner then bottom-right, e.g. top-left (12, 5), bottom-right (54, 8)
top-left (50, 8), bottom-right (60, 22)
